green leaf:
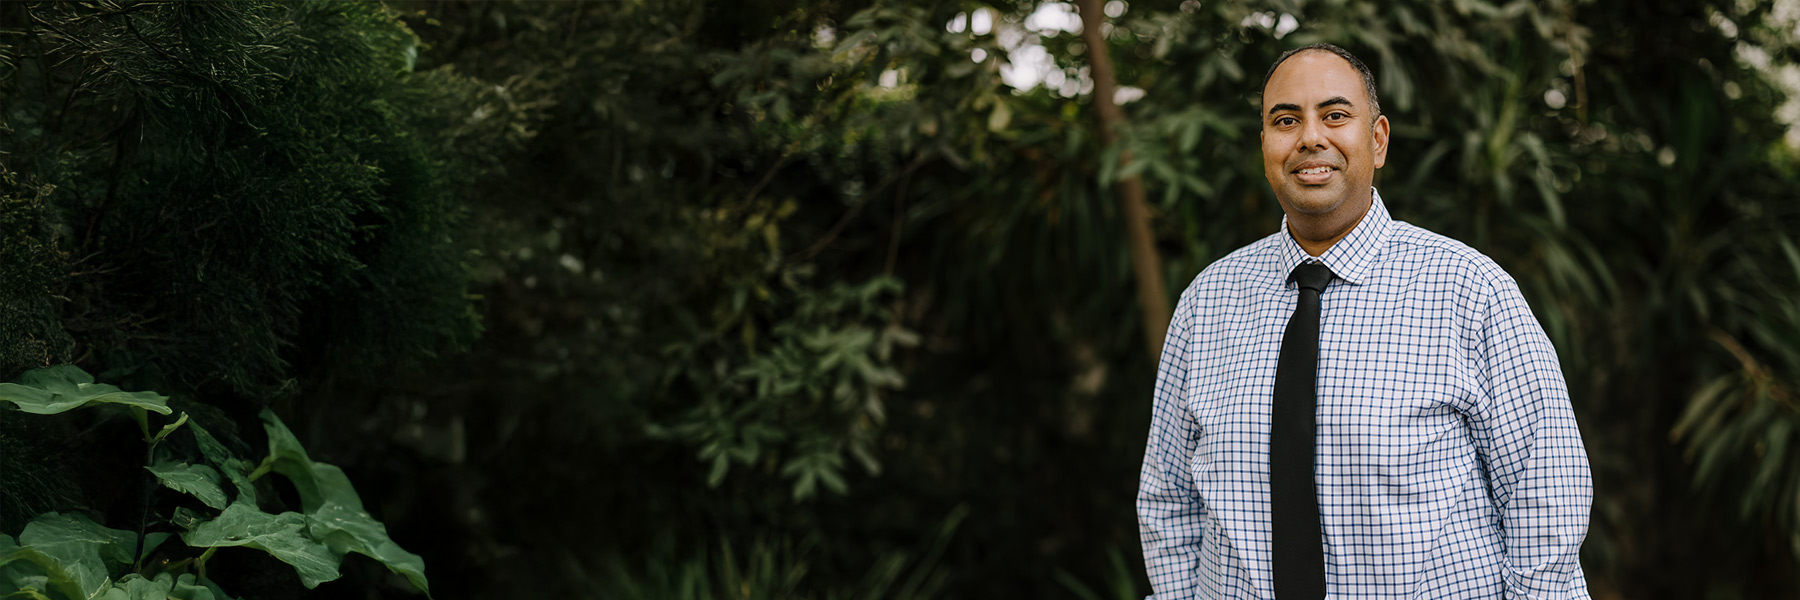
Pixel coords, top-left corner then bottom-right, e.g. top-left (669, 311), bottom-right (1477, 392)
top-left (103, 573), bottom-right (237, 600)
top-left (707, 453), bottom-right (730, 488)
top-left (302, 502), bottom-right (429, 595)
top-left (1, 552), bottom-right (69, 600)
top-left (254, 411), bottom-right (431, 596)
top-left (186, 422), bottom-right (255, 503)
top-left (5, 512), bottom-right (138, 600)
top-left (146, 463), bottom-right (230, 510)
top-left (1, 532), bottom-right (85, 600)
top-left (109, 574), bottom-right (171, 600)
top-left (151, 414), bottom-right (190, 445)
top-left (165, 573), bottom-right (236, 600)
top-left (179, 503), bottom-right (340, 589)
top-left (0, 366), bottom-right (172, 416)
top-left (1673, 375), bottom-right (1735, 441)
top-left (3, 590), bottom-right (57, 600)
top-left (136, 534), bottom-right (171, 565)
top-left (987, 100), bottom-right (1011, 132)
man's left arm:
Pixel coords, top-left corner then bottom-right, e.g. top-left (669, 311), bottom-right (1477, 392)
top-left (1469, 274), bottom-right (1593, 600)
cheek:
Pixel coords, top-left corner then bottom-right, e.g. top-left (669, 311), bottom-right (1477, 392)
top-left (1261, 148), bottom-right (1285, 181)
top-left (1338, 133), bottom-right (1375, 167)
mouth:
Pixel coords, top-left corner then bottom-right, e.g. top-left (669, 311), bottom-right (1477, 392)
top-left (1291, 163), bottom-right (1338, 185)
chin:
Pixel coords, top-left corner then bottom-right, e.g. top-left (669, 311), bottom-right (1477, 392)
top-left (1281, 192), bottom-right (1348, 216)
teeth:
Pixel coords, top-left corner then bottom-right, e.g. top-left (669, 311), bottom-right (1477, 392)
top-left (1298, 166), bottom-right (1332, 175)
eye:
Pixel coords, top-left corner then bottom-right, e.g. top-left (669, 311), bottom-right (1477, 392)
top-left (1274, 116), bottom-right (1298, 127)
top-left (1324, 111), bottom-right (1349, 122)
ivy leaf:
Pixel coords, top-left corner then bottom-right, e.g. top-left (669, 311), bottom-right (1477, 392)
top-left (146, 463), bottom-right (229, 510)
top-left (254, 411), bottom-right (431, 596)
top-left (0, 365), bottom-right (172, 416)
top-left (178, 503), bottom-right (340, 589)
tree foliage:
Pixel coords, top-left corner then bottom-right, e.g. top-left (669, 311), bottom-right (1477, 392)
top-left (394, 0), bottom-right (1800, 597)
top-left (0, 1), bottom-right (511, 597)
top-left (4, 0), bottom-right (1800, 598)
top-left (0, 0), bottom-right (506, 396)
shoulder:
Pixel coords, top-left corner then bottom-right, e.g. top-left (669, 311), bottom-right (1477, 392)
top-left (1162, 232), bottom-right (1283, 329)
top-left (1382, 220), bottom-right (1517, 297)
top-left (1381, 220), bottom-right (1543, 352)
top-left (1178, 231), bottom-right (1283, 303)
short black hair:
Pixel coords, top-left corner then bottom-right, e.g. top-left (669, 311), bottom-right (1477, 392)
top-left (1260, 43), bottom-right (1381, 118)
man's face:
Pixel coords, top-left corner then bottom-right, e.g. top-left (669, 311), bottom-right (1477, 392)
top-left (1260, 51), bottom-right (1389, 218)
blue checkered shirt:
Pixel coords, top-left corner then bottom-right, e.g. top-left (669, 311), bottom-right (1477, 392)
top-left (1138, 190), bottom-right (1592, 599)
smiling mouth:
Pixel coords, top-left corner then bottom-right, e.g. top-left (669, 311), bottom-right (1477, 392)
top-left (1292, 165), bottom-right (1338, 185)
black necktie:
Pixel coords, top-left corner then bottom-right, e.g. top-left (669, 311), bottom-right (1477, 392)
top-left (1272, 261), bottom-right (1333, 599)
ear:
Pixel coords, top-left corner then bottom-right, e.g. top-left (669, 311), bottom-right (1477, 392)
top-left (1371, 114), bottom-right (1390, 169)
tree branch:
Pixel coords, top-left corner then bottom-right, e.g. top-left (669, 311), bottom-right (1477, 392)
top-left (1076, 0), bottom-right (1170, 359)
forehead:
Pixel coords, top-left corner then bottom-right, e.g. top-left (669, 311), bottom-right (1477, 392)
top-left (1261, 51), bottom-right (1367, 109)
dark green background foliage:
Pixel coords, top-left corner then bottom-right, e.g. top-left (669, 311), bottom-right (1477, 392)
top-left (0, 1), bottom-right (493, 397)
top-left (0, 171), bottom-right (70, 379)
top-left (2, 0), bottom-right (1799, 598)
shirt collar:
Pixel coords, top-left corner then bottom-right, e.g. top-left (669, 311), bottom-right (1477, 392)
top-left (1273, 187), bottom-right (1393, 286)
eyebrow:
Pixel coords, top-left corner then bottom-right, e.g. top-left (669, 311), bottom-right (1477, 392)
top-left (1318, 96), bottom-right (1353, 110)
top-left (1266, 96), bottom-right (1356, 116)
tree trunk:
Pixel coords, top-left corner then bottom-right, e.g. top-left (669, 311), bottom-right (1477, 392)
top-left (1075, 0), bottom-right (1170, 359)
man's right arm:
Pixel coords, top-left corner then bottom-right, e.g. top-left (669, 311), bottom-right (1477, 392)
top-left (1138, 296), bottom-right (1205, 599)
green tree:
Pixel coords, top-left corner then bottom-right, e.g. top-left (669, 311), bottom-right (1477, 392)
top-left (0, 1), bottom-right (516, 596)
top-left (9, 0), bottom-right (1797, 598)
top-left (401, 0), bottom-right (1800, 596)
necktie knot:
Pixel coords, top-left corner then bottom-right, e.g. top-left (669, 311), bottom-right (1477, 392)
top-left (1290, 262), bottom-right (1335, 293)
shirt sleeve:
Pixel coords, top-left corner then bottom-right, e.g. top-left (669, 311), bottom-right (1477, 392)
top-left (1469, 274), bottom-right (1594, 600)
top-left (1138, 294), bottom-right (1206, 599)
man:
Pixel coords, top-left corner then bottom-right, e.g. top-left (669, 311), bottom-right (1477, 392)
top-left (1137, 44), bottom-right (1592, 599)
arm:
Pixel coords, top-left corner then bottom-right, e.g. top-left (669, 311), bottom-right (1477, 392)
top-left (1469, 275), bottom-right (1593, 600)
top-left (1138, 297), bottom-right (1206, 599)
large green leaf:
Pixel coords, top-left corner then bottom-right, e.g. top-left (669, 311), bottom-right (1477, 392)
top-left (1, 513), bottom-right (138, 600)
top-left (145, 463), bottom-right (228, 511)
top-left (185, 422), bottom-right (255, 504)
top-left (0, 366), bottom-right (171, 416)
top-left (166, 574), bottom-right (234, 600)
top-left (134, 535), bottom-right (170, 566)
top-left (303, 499), bottom-right (429, 595)
top-left (96, 573), bottom-right (167, 600)
top-left (179, 415), bottom-right (423, 593)
top-left (255, 411), bottom-right (431, 596)
top-left (93, 573), bottom-right (237, 600)
top-left (0, 549), bottom-right (67, 600)
top-left (1, 532), bottom-right (84, 600)
top-left (178, 504), bottom-right (339, 588)
top-left (162, 573), bottom-right (235, 600)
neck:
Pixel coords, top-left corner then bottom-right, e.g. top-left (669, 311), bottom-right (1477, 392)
top-left (1285, 194), bottom-right (1373, 257)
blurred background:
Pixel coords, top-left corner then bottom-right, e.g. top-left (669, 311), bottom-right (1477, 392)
top-left (2, 0), bottom-right (1799, 598)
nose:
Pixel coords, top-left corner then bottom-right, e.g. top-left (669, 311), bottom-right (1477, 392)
top-left (1296, 117), bottom-right (1327, 150)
